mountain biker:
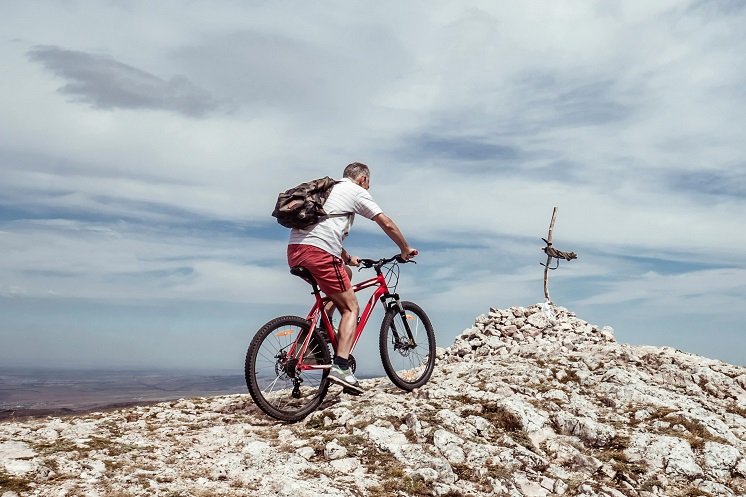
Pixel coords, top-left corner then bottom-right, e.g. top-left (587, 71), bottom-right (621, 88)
top-left (287, 162), bottom-right (417, 394)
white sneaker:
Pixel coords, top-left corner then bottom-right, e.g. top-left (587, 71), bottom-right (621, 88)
top-left (328, 365), bottom-right (364, 395)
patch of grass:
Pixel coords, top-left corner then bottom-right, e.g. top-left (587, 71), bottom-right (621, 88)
top-left (335, 434), bottom-right (368, 456)
top-left (637, 476), bottom-right (660, 492)
top-left (84, 436), bottom-right (139, 457)
top-left (0, 470), bottom-right (32, 493)
top-left (451, 462), bottom-right (476, 481)
top-left (565, 476), bottom-right (589, 492)
top-left (450, 463), bottom-right (495, 494)
top-left (679, 488), bottom-right (713, 497)
top-left (649, 407), bottom-right (678, 420)
top-left (507, 429), bottom-right (535, 451)
top-left (553, 368), bottom-right (581, 384)
top-left (98, 489), bottom-right (137, 497)
top-left (607, 433), bottom-right (631, 451)
top-left (301, 466), bottom-right (330, 479)
top-left (727, 402), bottom-right (746, 418)
top-left (478, 403), bottom-right (521, 432)
top-left (597, 449), bottom-right (628, 464)
top-left (463, 401), bottom-right (539, 451)
top-left (32, 438), bottom-right (79, 456)
top-left (525, 382), bottom-right (557, 394)
top-left (664, 415), bottom-right (729, 449)
top-left (486, 463), bottom-right (513, 481)
top-left (370, 473), bottom-right (431, 497)
top-left (305, 412), bottom-right (333, 430)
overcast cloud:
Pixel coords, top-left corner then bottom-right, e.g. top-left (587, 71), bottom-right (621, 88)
top-left (0, 1), bottom-right (744, 371)
top-left (27, 45), bottom-right (219, 117)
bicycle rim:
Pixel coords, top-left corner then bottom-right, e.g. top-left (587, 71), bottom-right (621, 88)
top-left (379, 301), bottom-right (436, 390)
top-left (245, 316), bottom-right (330, 421)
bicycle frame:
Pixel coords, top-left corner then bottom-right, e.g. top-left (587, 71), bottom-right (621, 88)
top-left (288, 269), bottom-right (396, 372)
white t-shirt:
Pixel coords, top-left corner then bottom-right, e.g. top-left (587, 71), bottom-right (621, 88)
top-left (289, 177), bottom-right (383, 257)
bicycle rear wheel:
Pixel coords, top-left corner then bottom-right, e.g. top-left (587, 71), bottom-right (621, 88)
top-left (245, 316), bottom-right (331, 421)
top-left (379, 301), bottom-right (436, 390)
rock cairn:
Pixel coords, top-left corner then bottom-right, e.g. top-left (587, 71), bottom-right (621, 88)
top-left (2, 304), bottom-right (746, 497)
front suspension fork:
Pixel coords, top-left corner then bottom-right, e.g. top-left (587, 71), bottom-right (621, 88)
top-left (385, 294), bottom-right (416, 347)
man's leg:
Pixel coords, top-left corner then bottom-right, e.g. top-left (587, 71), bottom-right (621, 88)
top-left (327, 286), bottom-right (358, 360)
top-left (326, 287), bottom-right (363, 394)
top-left (323, 266), bottom-right (353, 328)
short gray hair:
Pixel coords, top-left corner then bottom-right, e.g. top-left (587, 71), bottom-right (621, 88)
top-left (343, 162), bottom-right (370, 180)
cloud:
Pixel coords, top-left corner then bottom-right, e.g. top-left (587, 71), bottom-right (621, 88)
top-left (668, 169), bottom-right (746, 198)
top-left (1, 1), bottom-right (745, 368)
top-left (27, 45), bottom-right (219, 117)
top-left (171, 26), bottom-right (412, 117)
top-left (575, 267), bottom-right (746, 310)
top-left (0, 219), bottom-right (297, 304)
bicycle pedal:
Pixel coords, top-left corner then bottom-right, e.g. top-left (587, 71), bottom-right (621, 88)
top-left (342, 387), bottom-right (363, 396)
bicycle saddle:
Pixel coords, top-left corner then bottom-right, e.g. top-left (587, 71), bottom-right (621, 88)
top-left (290, 266), bottom-right (317, 286)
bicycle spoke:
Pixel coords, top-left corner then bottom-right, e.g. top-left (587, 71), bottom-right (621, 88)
top-left (380, 302), bottom-right (435, 391)
top-left (246, 316), bottom-right (331, 421)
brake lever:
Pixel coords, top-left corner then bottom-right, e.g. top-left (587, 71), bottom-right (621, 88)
top-left (395, 256), bottom-right (417, 264)
top-left (357, 259), bottom-right (375, 270)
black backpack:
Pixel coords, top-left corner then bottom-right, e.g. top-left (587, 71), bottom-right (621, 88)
top-left (271, 177), bottom-right (345, 229)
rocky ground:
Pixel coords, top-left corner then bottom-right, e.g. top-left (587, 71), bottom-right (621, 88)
top-left (2, 304), bottom-right (746, 497)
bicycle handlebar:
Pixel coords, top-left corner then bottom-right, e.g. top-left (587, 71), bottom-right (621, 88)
top-left (358, 254), bottom-right (416, 269)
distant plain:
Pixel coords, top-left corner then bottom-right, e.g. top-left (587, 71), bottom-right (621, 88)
top-left (0, 368), bottom-right (246, 419)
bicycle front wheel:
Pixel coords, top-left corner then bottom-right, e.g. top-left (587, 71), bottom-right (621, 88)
top-left (379, 301), bottom-right (436, 390)
top-left (245, 316), bottom-right (331, 422)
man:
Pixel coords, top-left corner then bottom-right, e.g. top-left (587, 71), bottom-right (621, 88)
top-left (287, 162), bottom-right (417, 394)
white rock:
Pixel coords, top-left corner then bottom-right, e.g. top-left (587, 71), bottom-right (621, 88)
top-left (539, 476), bottom-right (555, 491)
top-left (329, 457), bottom-right (360, 472)
top-left (3, 458), bottom-right (35, 475)
top-left (35, 427), bottom-right (60, 442)
top-left (626, 434), bottom-right (703, 478)
top-left (324, 439), bottom-right (348, 460)
top-left (543, 389), bottom-right (569, 402)
top-left (433, 429), bottom-right (465, 464)
top-left (735, 457), bottom-right (746, 477)
top-left (550, 412), bottom-right (616, 447)
top-left (414, 467), bottom-right (439, 482)
top-left (296, 446), bottom-right (315, 460)
top-left (694, 479), bottom-right (735, 496)
top-left (399, 444), bottom-right (456, 483)
top-left (0, 441), bottom-right (35, 460)
top-left (554, 479), bottom-right (568, 495)
top-left (498, 397), bottom-right (547, 433)
top-left (514, 473), bottom-right (548, 497)
top-left (702, 441), bottom-right (739, 481)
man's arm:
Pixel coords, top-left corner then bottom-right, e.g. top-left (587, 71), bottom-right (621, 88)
top-left (340, 248), bottom-right (360, 266)
top-left (373, 213), bottom-right (417, 260)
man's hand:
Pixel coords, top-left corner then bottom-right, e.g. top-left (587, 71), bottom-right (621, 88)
top-left (347, 255), bottom-right (361, 266)
top-left (400, 248), bottom-right (418, 261)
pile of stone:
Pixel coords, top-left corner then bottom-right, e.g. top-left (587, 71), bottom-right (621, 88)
top-left (2, 305), bottom-right (745, 497)
top-left (444, 304), bottom-right (616, 363)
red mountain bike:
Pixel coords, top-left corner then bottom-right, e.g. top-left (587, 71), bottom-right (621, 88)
top-left (245, 254), bottom-right (436, 421)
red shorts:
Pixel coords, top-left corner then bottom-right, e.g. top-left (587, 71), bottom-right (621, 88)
top-left (287, 244), bottom-right (351, 295)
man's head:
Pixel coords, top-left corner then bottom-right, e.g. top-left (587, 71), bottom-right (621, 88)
top-left (343, 162), bottom-right (370, 190)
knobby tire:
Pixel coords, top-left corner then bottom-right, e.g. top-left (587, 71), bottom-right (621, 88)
top-left (245, 315), bottom-right (331, 422)
top-left (379, 301), bottom-right (436, 390)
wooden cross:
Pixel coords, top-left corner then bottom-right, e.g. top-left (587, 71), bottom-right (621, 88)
top-left (541, 207), bottom-right (577, 303)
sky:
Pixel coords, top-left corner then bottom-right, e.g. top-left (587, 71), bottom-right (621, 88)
top-left (1, 1), bottom-right (744, 375)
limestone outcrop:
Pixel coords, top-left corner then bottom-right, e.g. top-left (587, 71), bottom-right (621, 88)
top-left (2, 304), bottom-right (745, 496)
